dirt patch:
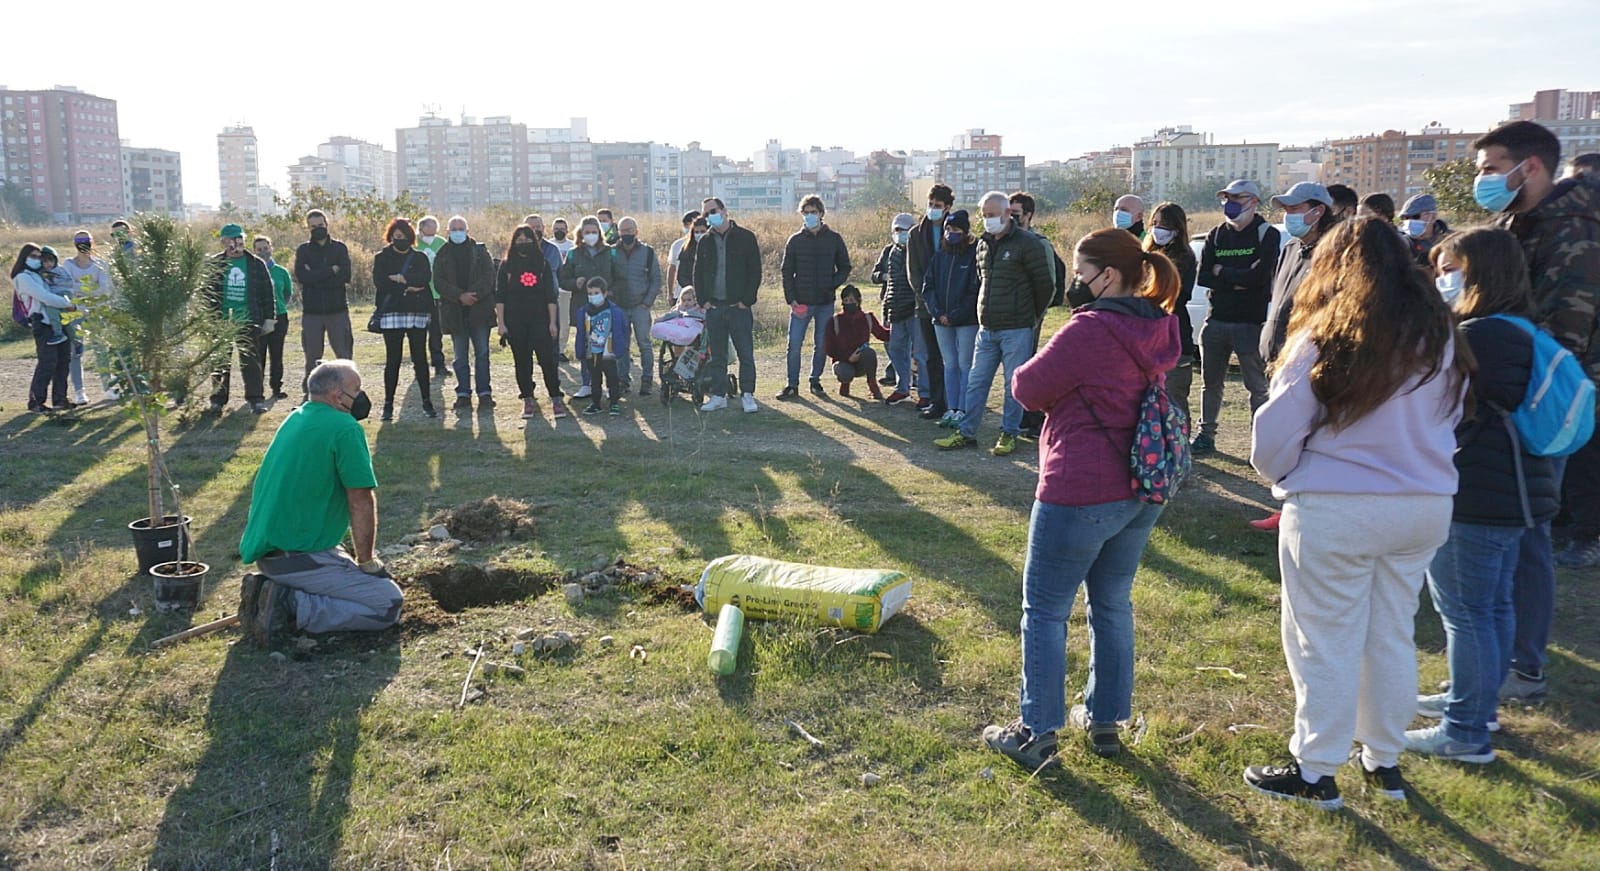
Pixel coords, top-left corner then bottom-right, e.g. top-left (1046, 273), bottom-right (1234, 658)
top-left (409, 562), bottom-right (562, 613)
top-left (428, 496), bottom-right (540, 543)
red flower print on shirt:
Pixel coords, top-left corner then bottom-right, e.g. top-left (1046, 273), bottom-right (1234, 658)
top-left (520, 272), bottom-right (538, 287)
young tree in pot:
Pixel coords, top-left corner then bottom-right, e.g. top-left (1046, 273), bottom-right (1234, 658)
top-left (79, 215), bottom-right (238, 588)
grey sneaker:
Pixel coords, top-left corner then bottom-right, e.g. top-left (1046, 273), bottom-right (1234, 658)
top-left (1069, 704), bottom-right (1122, 757)
top-left (1555, 537), bottom-right (1600, 568)
top-left (1500, 670), bottom-right (1548, 704)
top-left (1416, 693), bottom-right (1500, 731)
top-left (982, 718), bottom-right (1059, 771)
top-left (1404, 725), bottom-right (1496, 763)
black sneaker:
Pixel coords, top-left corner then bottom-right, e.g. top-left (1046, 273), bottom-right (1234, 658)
top-left (422, 401), bottom-right (437, 418)
top-left (1360, 764), bottom-right (1407, 801)
top-left (809, 379), bottom-right (826, 396)
top-left (639, 380), bottom-right (653, 398)
top-left (1243, 760), bottom-right (1342, 810)
top-left (434, 366), bottom-right (451, 380)
top-left (250, 579), bottom-right (297, 648)
top-left (477, 395), bottom-right (495, 409)
top-left (919, 404), bottom-right (946, 421)
top-left (608, 402), bottom-right (621, 416)
top-left (273, 389), bottom-right (288, 400)
top-left (208, 400), bottom-right (226, 415)
top-left (1190, 433), bottom-right (1216, 455)
top-left (583, 403), bottom-right (603, 415)
top-left (982, 718), bottom-right (1059, 771)
top-left (1069, 704), bottom-right (1122, 757)
top-left (380, 404), bottom-right (395, 422)
top-left (776, 385), bottom-right (800, 401)
top-left (452, 396), bottom-right (472, 411)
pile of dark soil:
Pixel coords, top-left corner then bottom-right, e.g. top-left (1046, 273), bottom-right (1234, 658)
top-left (428, 496), bottom-right (540, 543)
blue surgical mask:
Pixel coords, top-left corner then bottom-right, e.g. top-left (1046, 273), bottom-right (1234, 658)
top-left (598, 222), bottom-right (611, 234)
top-left (926, 207), bottom-right (944, 222)
top-left (893, 230), bottom-right (909, 245)
top-left (1402, 219), bottom-right (1427, 238)
top-left (707, 213), bottom-right (725, 228)
top-left (588, 292), bottom-right (605, 306)
top-left (1112, 210), bottom-right (1135, 230)
top-left (944, 230), bottom-right (964, 246)
top-left (803, 213), bottom-right (820, 230)
top-left (448, 230), bottom-right (467, 244)
top-left (1474, 160), bottom-right (1526, 212)
top-left (25, 257), bottom-right (41, 270)
top-left (1284, 207), bottom-right (1321, 239)
top-left (1436, 271), bottom-right (1464, 304)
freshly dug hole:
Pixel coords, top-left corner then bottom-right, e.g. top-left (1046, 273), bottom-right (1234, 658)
top-left (411, 563), bottom-right (561, 612)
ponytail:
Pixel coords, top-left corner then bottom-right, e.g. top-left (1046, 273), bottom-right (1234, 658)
top-left (1139, 250), bottom-right (1180, 313)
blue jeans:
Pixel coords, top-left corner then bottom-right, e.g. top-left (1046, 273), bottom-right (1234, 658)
top-left (1428, 522), bottom-right (1522, 745)
top-left (886, 317), bottom-right (926, 397)
top-left (451, 323), bottom-right (492, 398)
top-left (935, 323), bottom-right (979, 412)
top-left (617, 303), bottom-right (654, 387)
top-left (959, 326), bottom-right (1034, 438)
top-left (1512, 455), bottom-right (1564, 676)
top-left (1020, 498), bottom-right (1165, 733)
top-left (785, 303), bottom-right (834, 388)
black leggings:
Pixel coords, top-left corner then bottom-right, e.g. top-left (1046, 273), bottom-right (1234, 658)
top-left (507, 321), bottom-right (562, 399)
top-left (383, 328), bottom-right (430, 402)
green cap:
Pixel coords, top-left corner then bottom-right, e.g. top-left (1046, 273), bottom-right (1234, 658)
top-left (220, 223), bottom-right (245, 239)
top-left (39, 245), bottom-right (59, 261)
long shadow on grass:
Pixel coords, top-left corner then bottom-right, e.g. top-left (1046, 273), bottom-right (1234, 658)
top-left (150, 641), bottom-right (400, 868)
top-left (1120, 756), bottom-right (1307, 870)
top-left (1353, 789), bottom-right (1538, 871)
top-left (1031, 761), bottom-right (1218, 870)
top-left (0, 410), bottom-right (142, 514)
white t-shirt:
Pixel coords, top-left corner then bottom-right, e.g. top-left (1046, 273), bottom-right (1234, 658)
top-left (552, 239), bottom-right (575, 259)
top-left (668, 236), bottom-right (686, 267)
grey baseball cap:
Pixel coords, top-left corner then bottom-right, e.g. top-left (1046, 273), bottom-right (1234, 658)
top-left (1271, 182), bottom-right (1333, 208)
top-left (1217, 179), bottom-right (1263, 200)
top-left (1400, 193), bottom-right (1438, 216)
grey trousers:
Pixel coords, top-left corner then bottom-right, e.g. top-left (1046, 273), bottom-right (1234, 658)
top-left (301, 311), bottom-right (355, 383)
top-left (257, 546), bottom-right (403, 633)
top-left (1199, 319), bottom-right (1268, 437)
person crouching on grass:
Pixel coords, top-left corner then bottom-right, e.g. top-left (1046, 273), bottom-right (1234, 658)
top-left (578, 277), bottom-right (626, 416)
top-left (981, 228), bottom-right (1182, 767)
top-left (1243, 217), bottom-right (1468, 809)
top-left (822, 284), bottom-right (889, 400)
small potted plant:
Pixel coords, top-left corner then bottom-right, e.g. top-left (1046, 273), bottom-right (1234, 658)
top-left (82, 215), bottom-right (239, 610)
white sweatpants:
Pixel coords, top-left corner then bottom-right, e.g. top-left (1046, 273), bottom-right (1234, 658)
top-left (1279, 491), bottom-right (1452, 778)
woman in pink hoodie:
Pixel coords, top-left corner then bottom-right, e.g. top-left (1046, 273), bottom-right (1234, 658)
top-left (1243, 218), bottom-right (1469, 809)
top-left (982, 228), bottom-right (1182, 768)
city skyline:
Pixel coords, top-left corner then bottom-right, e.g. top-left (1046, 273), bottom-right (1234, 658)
top-left (5, 0), bottom-right (1595, 209)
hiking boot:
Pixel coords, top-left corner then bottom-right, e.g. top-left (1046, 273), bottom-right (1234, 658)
top-left (1403, 725), bottom-right (1496, 763)
top-left (776, 385), bottom-right (800, 401)
top-left (1190, 433), bottom-right (1216, 454)
top-left (1243, 760), bottom-right (1343, 811)
top-left (809, 379), bottom-right (826, 396)
top-left (884, 390), bottom-right (912, 405)
top-left (982, 718), bottom-right (1059, 771)
top-left (1500, 670), bottom-right (1547, 704)
top-left (1360, 764), bottom-right (1408, 801)
top-left (1069, 704), bottom-right (1122, 757)
top-left (935, 432), bottom-right (977, 450)
top-left (1416, 693), bottom-right (1500, 731)
top-left (993, 433), bottom-right (1018, 457)
top-left (552, 397), bottom-right (570, 419)
top-left (250, 579), bottom-right (297, 648)
top-left (238, 572), bottom-right (264, 626)
top-left (452, 396), bottom-right (472, 410)
top-left (1555, 537), bottom-right (1600, 568)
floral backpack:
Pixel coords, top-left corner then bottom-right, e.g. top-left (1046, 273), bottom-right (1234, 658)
top-left (1129, 376), bottom-right (1191, 503)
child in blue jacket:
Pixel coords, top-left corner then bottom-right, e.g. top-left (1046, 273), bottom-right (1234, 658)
top-left (579, 277), bottom-right (627, 415)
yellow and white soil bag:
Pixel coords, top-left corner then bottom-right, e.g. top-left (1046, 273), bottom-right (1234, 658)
top-left (695, 554), bottom-right (912, 633)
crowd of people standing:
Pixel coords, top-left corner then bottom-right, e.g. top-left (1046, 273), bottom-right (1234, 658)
top-left (10, 119), bottom-right (1600, 811)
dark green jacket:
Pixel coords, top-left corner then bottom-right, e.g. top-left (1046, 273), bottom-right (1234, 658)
top-left (1496, 178), bottom-right (1600, 377)
top-left (975, 220), bottom-right (1053, 331)
top-left (206, 251), bottom-right (275, 327)
top-left (434, 239), bottom-right (497, 332)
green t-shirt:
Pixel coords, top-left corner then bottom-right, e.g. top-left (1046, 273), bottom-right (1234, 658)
top-left (416, 236), bottom-right (446, 299)
top-left (267, 262), bottom-right (292, 315)
top-left (221, 255), bottom-right (251, 322)
top-left (238, 401), bottom-right (378, 563)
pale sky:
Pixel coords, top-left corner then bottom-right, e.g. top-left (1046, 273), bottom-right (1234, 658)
top-left (8, 0), bottom-right (1596, 207)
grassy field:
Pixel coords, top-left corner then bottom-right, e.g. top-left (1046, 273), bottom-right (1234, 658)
top-left (1, 299), bottom-right (1598, 869)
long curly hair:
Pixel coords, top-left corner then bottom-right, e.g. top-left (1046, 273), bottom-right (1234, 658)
top-left (1283, 217), bottom-right (1472, 430)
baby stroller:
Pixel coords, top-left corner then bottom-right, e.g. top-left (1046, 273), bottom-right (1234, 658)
top-left (652, 311), bottom-right (736, 406)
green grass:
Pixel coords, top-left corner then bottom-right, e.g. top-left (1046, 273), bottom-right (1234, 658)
top-left (1, 305), bottom-right (1598, 868)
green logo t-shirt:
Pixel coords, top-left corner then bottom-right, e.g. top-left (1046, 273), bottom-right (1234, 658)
top-left (222, 256), bottom-right (251, 322)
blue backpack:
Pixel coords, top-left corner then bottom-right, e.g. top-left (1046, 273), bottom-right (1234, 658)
top-left (1489, 314), bottom-right (1595, 457)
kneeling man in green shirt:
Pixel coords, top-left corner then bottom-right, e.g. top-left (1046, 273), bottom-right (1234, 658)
top-left (237, 359), bottom-right (402, 646)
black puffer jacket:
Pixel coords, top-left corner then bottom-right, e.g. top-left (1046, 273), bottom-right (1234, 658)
top-left (1454, 315), bottom-right (1558, 527)
top-left (976, 220), bottom-right (1053, 331)
top-left (780, 225), bottom-right (850, 306)
top-left (871, 243), bottom-right (916, 324)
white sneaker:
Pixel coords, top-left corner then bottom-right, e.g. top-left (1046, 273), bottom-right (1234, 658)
top-left (74, 391), bottom-right (89, 405)
top-left (741, 393), bottom-right (758, 413)
top-left (700, 394), bottom-right (727, 412)
top-left (573, 384), bottom-right (593, 399)
top-left (103, 387), bottom-right (120, 401)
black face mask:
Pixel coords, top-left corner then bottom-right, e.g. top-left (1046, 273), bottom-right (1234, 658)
top-left (310, 226), bottom-right (329, 242)
top-left (619, 234), bottom-right (637, 247)
top-left (553, 229), bottom-right (567, 240)
top-left (842, 302), bottom-right (861, 314)
top-left (348, 390), bottom-right (372, 421)
top-left (1066, 281), bottom-right (1096, 309)
top-left (392, 238), bottom-right (411, 251)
